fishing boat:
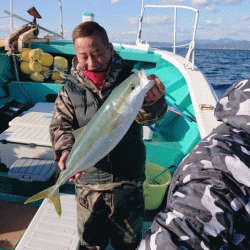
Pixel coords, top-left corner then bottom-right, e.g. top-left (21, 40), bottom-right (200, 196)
top-left (0, 1), bottom-right (221, 250)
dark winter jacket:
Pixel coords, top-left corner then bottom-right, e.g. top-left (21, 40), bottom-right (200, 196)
top-left (137, 79), bottom-right (250, 249)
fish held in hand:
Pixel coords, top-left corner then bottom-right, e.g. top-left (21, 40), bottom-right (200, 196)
top-left (25, 69), bottom-right (154, 216)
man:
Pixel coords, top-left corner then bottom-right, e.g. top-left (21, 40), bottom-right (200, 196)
top-left (49, 21), bottom-right (167, 250)
top-left (137, 79), bottom-right (250, 249)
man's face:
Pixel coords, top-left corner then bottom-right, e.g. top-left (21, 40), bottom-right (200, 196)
top-left (74, 34), bottom-right (114, 72)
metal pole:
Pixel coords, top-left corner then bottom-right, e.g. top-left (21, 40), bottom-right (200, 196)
top-left (173, 7), bottom-right (177, 54)
top-left (192, 11), bottom-right (199, 70)
top-left (58, 0), bottom-right (63, 39)
top-left (10, 0), bottom-right (13, 32)
top-left (4, 10), bottom-right (62, 37)
top-left (192, 11), bottom-right (199, 41)
top-left (136, 0), bottom-right (144, 45)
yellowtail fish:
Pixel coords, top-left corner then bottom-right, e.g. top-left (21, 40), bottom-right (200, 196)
top-left (25, 69), bottom-right (154, 216)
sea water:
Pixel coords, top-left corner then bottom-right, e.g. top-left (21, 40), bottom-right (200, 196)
top-left (195, 49), bottom-right (250, 99)
top-left (162, 47), bottom-right (250, 99)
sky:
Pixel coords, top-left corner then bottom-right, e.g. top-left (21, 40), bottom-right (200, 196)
top-left (0, 0), bottom-right (250, 44)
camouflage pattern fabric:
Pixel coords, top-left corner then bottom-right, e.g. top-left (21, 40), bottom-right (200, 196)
top-left (137, 79), bottom-right (250, 250)
top-left (75, 180), bottom-right (145, 250)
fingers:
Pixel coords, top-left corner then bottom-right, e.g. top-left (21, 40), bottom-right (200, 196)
top-left (145, 74), bottom-right (165, 102)
top-left (58, 151), bottom-right (86, 182)
top-left (68, 171), bottom-right (86, 182)
top-left (58, 151), bottom-right (70, 171)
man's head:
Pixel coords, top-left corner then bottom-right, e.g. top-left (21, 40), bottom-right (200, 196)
top-left (72, 21), bottom-right (114, 72)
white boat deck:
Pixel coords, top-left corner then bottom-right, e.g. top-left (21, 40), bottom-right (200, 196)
top-left (15, 194), bottom-right (80, 250)
top-left (14, 193), bottom-right (152, 250)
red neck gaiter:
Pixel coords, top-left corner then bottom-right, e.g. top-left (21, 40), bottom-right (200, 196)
top-left (81, 70), bottom-right (106, 90)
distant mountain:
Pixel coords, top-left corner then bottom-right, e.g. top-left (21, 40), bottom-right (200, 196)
top-left (149, 39), bottom-right (250, 50)
top-left (196, 39), bottom-right (250, 50)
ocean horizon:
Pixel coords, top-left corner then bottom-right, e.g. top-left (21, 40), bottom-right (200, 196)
top-left (154, 47), bottom-right (250, 99)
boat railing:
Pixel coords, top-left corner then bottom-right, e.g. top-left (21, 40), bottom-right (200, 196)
top-left (136, 3), bottom-right (199, 70)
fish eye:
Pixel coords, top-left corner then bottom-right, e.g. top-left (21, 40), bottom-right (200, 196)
top-left (131, 84), bottom-right (136, 90)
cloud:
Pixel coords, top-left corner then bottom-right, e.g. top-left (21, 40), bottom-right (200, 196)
top-left (221, 25), bottom-right (250, 40)
top-left (192, 0), bottom-right (211, 5)
top-left (129, 17), bottom-right (138, 25)
top-left (0, 25), bottom-right (10, 32)
top-left (224, 0), bottom-right (247, 4)
top-left (111, 0), bottom-right (119, 3)
top-left (199, 18), bottom-right (224, 29)
top-left (0, 24), bottom-right (19, 33)
top-left (192, 0), bottom-right (247, 5)
top-left (158, 0), bottom-right (184, 4)
top-left (144, 16), bottom-right (172, 26)
top-left (129, 16), bottom-right (172, 26)
top-left (108, 30), bottom-right (137, 42)
top-left (241, 16), bottom-right (250, 21)
top-left (204, 5), bottom-right (217, 12)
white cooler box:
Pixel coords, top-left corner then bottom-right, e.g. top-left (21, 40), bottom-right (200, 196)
top-left (0, 103), bottom-right (54, 168)
top-left (8, 157), bottom-right (57, 196)
top-left (9, 102), bottom-right (54, 128)
top-left (0, 125), bottom-right (54, 168)
top-left (0, 102), bottom-right (55, 168)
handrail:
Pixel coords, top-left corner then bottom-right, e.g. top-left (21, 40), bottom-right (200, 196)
top-left (136, 2), bottom-right (199, 70)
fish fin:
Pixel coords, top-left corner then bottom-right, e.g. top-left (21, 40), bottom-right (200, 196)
top-left (51, 191), bottom-right (62, 217)
top-left (72, 126), bottom-right (86, 143)
top-left (24, 187), bottom-right (50, 204)
top-left (25, 186), bottom-right (62, 217)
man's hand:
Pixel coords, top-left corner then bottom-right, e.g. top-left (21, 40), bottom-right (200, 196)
top-left (58, 151), bottom-right (85, 182)
top-left (145, 74), bottom-right (165, 102)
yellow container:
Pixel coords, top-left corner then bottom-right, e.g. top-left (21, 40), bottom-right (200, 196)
top-left (143, 163), bottom-right (172, 210)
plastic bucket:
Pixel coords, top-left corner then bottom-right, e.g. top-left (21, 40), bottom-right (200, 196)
top-left (143, 163), bottom-right (172, 210)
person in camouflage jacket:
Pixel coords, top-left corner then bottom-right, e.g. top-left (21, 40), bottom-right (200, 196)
top-left (137, 79), bottom-right (250, 250)
top-left (49, 21), bottom-right (167, 250)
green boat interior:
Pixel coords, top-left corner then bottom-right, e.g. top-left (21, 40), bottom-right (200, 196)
top-left (0, 41), bottom-right (201, 249)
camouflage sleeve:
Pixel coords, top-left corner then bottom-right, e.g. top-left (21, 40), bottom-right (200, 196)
top-left (49, 87), bottom-right (75, 162)
top-left (135, 95), bottom-right (167, 126)
top-left (137, 126), bottom-right (250, 249)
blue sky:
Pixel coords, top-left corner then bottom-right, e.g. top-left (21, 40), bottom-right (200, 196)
top-left (1, 0), bottom-right (250, 43)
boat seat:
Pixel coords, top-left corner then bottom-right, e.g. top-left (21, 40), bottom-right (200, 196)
top-left (15, 193), bottom-right (80, 250)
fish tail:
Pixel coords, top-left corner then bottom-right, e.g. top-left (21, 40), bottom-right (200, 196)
top-left (24, 186), bottom-right (62, 217)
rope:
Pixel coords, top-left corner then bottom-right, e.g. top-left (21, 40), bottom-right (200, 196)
top-left (10, 47), bottom-right (32, 105)
top-left (184, 40), bottom-right (195, 67)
